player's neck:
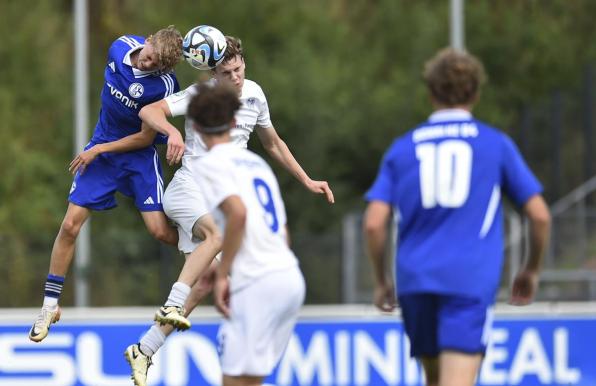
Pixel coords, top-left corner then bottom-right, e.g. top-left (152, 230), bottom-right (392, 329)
top-left (203, 132), bottom-right (232, 150)
top-left (130, 49), bottom-right (140, 69)
top-left (433, 102), bottom-right (473, 111)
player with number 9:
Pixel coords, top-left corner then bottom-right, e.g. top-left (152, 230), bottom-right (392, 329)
top-left (363, 48), bottom-right (551, 386)
top-left (190, 81), bottom-right (305, 386)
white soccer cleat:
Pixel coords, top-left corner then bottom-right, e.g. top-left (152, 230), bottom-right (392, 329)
top-left (154, 305), bottom-right (191, 330)
top-left (29, 305), bottom-right (61, 342)
top-left (125, 343), bottom-right (152, 386)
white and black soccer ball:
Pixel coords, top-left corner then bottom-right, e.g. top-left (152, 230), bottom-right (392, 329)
top-left (182, 25), bottom-right (227, 70)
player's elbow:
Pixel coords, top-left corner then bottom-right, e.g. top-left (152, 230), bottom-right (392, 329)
top-left (234, 208), bottom-right (247, 229)
top-left (524, 195), bottom-right (551, 229)
top-left (139, 103), bottom-right (159, 121)
top-left (363, 201), bottom-right (391, 237)
top-left (363, 213), bottom-right (386, 238)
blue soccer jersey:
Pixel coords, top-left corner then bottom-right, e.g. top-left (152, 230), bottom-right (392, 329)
top-left (365, 109), bottom-right (542, 303)
top-left (91, 35), bottom-right (179, 144)
top-left (69, 35), bottom-right (179, 212)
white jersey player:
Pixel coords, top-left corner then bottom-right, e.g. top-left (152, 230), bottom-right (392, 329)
top-left (161, 77), bottom-right (274, 253)
top-left (190, 80), bottom-right (305, 386)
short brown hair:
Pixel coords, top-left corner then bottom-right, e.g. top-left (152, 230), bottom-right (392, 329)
top-left (187, 81), bottom-right (241, 133)
top-left (423, 48), bottom-right (486, 106)
top-left (146, 26), bottom-right (183, 73)
top-left (223, 36), bottom-right (244, 64)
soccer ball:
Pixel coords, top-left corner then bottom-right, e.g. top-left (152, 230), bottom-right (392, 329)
top-left (182, 25), bottom-right (227, 70)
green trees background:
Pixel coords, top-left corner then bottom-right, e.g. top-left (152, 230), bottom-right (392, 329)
top-left (1, 0), bottom-right (594, 306)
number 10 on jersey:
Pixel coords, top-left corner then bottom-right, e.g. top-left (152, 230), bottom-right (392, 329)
top-left (415, 140), bottom-right (472, 209)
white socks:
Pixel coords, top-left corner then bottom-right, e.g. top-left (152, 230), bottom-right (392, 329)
top-left (43, 297), bottom-right (58, 307)
top-left (139, 282), bottom-right (192, 357)
top-left (164, 282), bottom-right (191, 308)
top-left (139, 325), bottom-right (166, 357)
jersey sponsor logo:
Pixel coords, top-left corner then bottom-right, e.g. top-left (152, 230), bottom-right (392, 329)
top-left (143, 196), bottom-right (154, 205)
top-left (128, 82), bottom-right (144, 98)
top-left (108, 62), bottom-right (115, 72)
top-left (107, 82), bottom-right (139, 109)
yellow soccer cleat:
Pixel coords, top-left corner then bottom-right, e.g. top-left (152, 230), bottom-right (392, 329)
top-left (125, 343), bottom-right (153, 386)
top-left (29, 305), bottom-right (61, 342)
top-left (154, 305), bottom-right (191, 331)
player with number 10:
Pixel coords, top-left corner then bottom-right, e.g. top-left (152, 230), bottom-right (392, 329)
top-left (363, 48), bottom-right (551, 386)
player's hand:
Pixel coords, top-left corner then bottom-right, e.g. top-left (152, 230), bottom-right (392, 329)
top-left (373, 282), bottom-right (396, 313)
top-left (166, 131), bottom-right (185, 165)
top-left (509, 269), bottom-right (540, 306)
top-left (305, 179), bottom-right (335, 204)
top-left (214, 274), bottom-right (231, 318)
top-left (69, 147), bottom-right (100, 175)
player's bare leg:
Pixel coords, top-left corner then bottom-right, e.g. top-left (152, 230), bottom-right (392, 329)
top-left (126, 217), bottom-right (220, 386)
top-left (154, 215), bottom-right (221, 329)
top-left (439, 351), bottom-right (482, 386)
top-left (223, 375), bottom-right (265, 386)
top-left (420, 356), bottom-right (439, 386)
top-left (30, 203), bottom-right (90, 342)
top-left (125, 264), bottom-right (216, 386)
top-left (140, 210), bottom-right (179, 247)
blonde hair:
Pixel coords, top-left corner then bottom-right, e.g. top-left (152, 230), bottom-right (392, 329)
top-left (423, 48), bottom-right (486, 106)
top-left (146, 26), bottom-right (183, 73)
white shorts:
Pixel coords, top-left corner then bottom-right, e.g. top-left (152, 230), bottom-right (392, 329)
top-left (163, 170), bottom-right (209, 253)
top-left (218, 266), bottom-right (305, 377)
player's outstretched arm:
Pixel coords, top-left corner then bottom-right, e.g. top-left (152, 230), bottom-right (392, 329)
top-left (139, 100), bottom-right (184, 165)
top-left (256, 125), bottom-right (334, 203)
top-left (510, 194), bottom-right (551, 305)
top-left (68, 124), bottom-right (157, 174)
top-left (363, 201), bottom-right (396, 313)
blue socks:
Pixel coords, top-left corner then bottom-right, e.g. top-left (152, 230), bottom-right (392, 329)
top-left (43, 274), bottom-right (65, 307)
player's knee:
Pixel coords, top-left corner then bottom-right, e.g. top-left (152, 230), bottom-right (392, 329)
top-left (148, 224), bottom-right (174, 244)
top-left (193, 222), bottom-right (223, 249)
top-left (59, 218), bottom-right (83, 240)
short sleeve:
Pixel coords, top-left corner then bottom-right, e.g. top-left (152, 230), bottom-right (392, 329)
top-left (194, 156), bottom-right (240, 210)
top-left (256, 88), bottom-right (272, 128)
top-left (164, 84), bottom-right (196, 117)
top-left (365, 148), bottom-right (397, 205)
top-left (500, 134), bottom-right (542, 207)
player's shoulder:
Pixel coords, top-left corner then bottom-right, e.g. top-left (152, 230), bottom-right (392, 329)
top-left (471, 118), bottom-right (516, 150)
top-left (242, 79), bottom-right (266, 98)
top-left (111, 35), bottom-right (145, 51)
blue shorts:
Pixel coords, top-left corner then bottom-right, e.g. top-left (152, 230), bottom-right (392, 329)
top-left (398, 293), bottom-right (493, 358)
top-left (68, 145), bottom-right (165, 212)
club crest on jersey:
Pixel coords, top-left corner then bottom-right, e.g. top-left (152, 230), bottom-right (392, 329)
top-left (246, 97), bottom-right (256, 107)
top-left (129, 83), bottom-right (144, 98)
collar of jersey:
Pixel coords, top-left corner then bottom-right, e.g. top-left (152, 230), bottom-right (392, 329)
top-left (428, 108), bottom-right (472, 123)
top-left (123, 45), bottom-right (159, 78)
top-left (210, 142), bottom-right (237, 152)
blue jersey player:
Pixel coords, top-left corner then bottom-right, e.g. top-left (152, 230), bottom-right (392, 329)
top-left (29, 26), bottom-right (184, 343)
top-left (364, 48), bottom-right (551, 386)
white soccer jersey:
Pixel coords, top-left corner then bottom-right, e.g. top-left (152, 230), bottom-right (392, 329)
top-left (165, 79), bottom-right (272, 174)
top-left (192, 143), bottom-right (298, 292)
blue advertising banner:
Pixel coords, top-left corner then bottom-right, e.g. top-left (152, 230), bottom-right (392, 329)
top-left (0, 316), bottom-right (594, 385)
